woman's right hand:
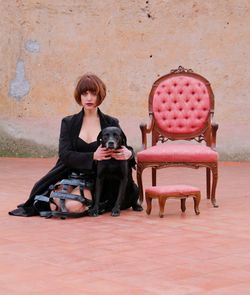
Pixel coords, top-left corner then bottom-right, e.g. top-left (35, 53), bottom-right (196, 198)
top-left (93, 145), bottom-right (112, 161)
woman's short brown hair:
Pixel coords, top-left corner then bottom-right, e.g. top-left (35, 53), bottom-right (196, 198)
top-left (74, 73), bottom-right (106, 106)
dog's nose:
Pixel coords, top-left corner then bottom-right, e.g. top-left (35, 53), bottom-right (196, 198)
top-left (107, 141), bottom-right (115, 149)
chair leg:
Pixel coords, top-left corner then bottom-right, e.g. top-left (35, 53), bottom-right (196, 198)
top-left (136, 163), bottom-right (144, 204)
top-left (206, 167), bottom-right (211, 199)
top-left (193, 192), bottom-right (201, 215)
top-left (211, 164), bottom-right (219, 208)
top-left (181, 198), bottom-right (186, 212)
top-left (158, 197), bottom-right (167, 218)
top-left (145, 195), bottom-right (152, 215)
top-left (152, 168), bottom-right (156, 186)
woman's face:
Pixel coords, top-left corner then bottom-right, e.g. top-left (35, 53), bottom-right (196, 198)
top-left (81, 91), bottom-right (98, 110)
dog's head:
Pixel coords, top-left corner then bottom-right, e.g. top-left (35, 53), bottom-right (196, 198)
top-left (97, 127), bottom-right (127, 150)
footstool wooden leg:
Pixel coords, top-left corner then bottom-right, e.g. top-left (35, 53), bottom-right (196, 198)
top-left (158, 197), bottom-right (167, 218)
top-left (180, 198), bottom-right (186, 212)
top-left (146, 195), bottom-right (152, 215)
top-left (145, 185), bottom-right (201, 218)
top-left (193, 192), bottom-right (201, 215)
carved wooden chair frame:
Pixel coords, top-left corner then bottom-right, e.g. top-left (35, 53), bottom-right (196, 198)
top-left (136, 66), bottom-right (219, 207)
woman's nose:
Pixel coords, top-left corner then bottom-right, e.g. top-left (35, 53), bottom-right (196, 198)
top-left (86, 92), bottom-right (92, 100)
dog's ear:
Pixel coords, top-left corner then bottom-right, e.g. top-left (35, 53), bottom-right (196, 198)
top-left (121, 130), bottom-right (127, 146)
top-left (97, 130), bottom-right (103, 146)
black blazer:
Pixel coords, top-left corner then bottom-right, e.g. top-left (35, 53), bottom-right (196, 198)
top-left (9, 108), bottom-right (137, 216)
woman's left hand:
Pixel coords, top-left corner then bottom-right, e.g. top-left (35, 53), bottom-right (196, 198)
top-left (111, 146), bottom-right (132, 160)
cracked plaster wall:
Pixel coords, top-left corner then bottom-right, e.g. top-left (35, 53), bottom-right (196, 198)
top-left (0, 0), bottom-right (249, 160)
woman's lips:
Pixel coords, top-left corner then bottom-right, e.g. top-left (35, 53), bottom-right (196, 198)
top-left (86, 103), bottom-right (94, 106)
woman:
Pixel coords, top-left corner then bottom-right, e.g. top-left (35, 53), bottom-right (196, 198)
top-left (9, 73), bottom-right (142, 217)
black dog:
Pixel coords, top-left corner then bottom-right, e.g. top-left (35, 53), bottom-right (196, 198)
top-left (89, 127), bottom-right (129, 217)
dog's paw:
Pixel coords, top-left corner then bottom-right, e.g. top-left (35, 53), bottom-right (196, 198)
top-left (111, 208), bottom-right (120, 217)
top-left (88, 208), bottom-right (99, 217)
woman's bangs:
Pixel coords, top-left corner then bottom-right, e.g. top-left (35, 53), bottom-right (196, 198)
top-left (80, 78), bottom-right (98, 95)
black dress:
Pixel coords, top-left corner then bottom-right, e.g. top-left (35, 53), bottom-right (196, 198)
top-left (9, 108), bottom-right (139, 217)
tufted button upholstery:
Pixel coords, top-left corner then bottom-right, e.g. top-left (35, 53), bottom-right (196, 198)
top-left (153, 76), bottom-right (210, 134)
top-left (137, 144), bottom-right (218, 162)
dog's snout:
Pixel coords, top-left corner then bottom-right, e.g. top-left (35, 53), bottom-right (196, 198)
top-left (107, 141), bottom-right (115, 149)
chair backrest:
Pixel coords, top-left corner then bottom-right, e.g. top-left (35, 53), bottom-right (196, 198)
top-left (149, 66), bottom-right (214, 145)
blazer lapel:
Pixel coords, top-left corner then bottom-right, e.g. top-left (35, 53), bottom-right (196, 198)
top-left (71, 109), bottom-right (84, 149)
top-left (71, 108), bottom-right (111, 149)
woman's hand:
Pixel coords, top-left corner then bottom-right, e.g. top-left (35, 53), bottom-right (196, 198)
top-left (111, 146), bottom-right (132, 161)
top-left (93, 145), bottom-right (112, 161)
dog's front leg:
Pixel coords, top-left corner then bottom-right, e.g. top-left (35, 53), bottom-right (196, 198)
top-left (88, 177), bottom-right (103, 217)
top-left (111, 176), bottom-right (128, 217)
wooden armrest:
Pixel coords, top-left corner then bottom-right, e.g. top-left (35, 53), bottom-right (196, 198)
top-left (140, 113), bottom-right (154, 150)
top-left (140, 123), bottom-right (148, 150)
top-left (211, 122), bottom-right (219, 149)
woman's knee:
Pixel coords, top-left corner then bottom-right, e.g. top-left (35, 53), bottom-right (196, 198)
top-left (50, 187), bottom-right (92, 213)
top-left (65, 200), bottom-right (85, 213)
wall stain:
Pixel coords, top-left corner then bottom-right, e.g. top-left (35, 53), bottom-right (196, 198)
top-left (9, 59), bottom-right (30, 100)
top-left (141, 0), bottom-right (155, 20)
top-left (25, 40), bottom-right (40, 53)
top-left (0, 128), bottom-right (56, 157)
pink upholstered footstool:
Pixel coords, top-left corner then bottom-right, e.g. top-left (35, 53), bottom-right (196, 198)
top-left (145, 185), bottom-right (201, 218)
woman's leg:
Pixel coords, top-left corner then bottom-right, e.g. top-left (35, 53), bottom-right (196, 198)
top-left (50, 186), bottom-right (93, 213)
top-left (65, 187), bottom-right (92, 212)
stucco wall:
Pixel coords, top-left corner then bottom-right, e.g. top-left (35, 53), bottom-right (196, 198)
top-left (0, 0), bottom-right (249, 160)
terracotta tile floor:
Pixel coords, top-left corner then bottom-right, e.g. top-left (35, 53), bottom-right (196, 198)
top-left (1, 158), bottom-right (250, 294)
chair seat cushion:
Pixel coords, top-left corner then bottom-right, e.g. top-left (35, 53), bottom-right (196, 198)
top-left (137, 144), bottom-right (218, 163)
top-left (145, 184), bottom-right (200, 196)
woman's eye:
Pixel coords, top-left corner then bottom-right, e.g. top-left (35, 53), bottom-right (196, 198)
top-left (82, 91), bottom-right (96, 96)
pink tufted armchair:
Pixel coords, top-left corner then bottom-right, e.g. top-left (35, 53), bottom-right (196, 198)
top-left (137, 66), bottom-right (219, 207)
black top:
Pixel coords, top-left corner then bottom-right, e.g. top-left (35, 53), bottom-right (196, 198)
top-left (77, 137), bottom-right (98, 154)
